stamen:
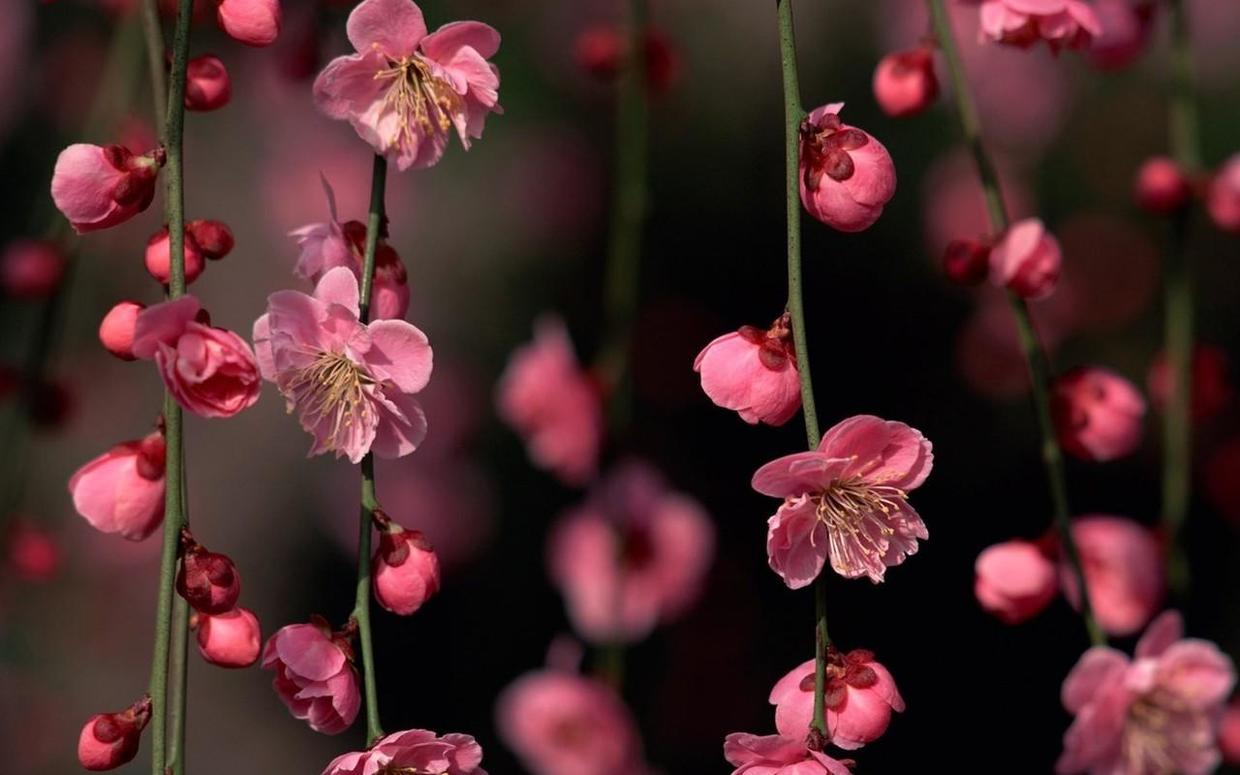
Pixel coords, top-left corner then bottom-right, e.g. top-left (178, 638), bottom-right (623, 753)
top-left (283, 350), bottom-right (375, 451)
top-left (808, 477), bottom-right (909, 574)
top-left (374, 55), bottom-right (465, 152)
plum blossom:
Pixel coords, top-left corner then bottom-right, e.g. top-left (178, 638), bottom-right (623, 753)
top-left (753, 415), bottom-right (933, 587)
top-left (1063, 515), bottom-right (1165, 637)
top-left (77, 696), bottom-right (151, 771)
top-left (262, 620), bottom-right (360, 735)
top-left (50, 143), bottom-right (162, 233)
top-left (69, 430), bottom-right (165, 541)
top-left (723, 733), bottom-right (853, 775)
top-left (322, 729), bottom-right (487, 775)
top-left (872, 48), bottom-right (938, 118)
top-left (770, 650), bottom-right (904, 750)
top-left (253, 267), bottom-right (433, 464)
top-left (196, 608), bottom-right (262, 669)
top-left (963, 0), bottom-right (1102, 51)
top-left (1050, 366), bottom-right (1146, 462)
top-left (974, 539), bottom-right (1058, 624)
top-left (313, 0), bottom-right (502, 171)
top-left (799, 103), bottom-right (896, 232)
top-left (989, 218), bottom-right (1062, 299)
top-left (694, 313), bottom-right (801, 426)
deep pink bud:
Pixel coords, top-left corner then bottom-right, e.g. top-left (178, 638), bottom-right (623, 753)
top-left (7, 521), bottom-right (59, 582)
top-left (184, 54), bottom-right (231, 111)
top-left (799, 104), bottom-right (896, 232)
top-left (0, 239), bottom-right (66, 298)
top-left (217, 0), bottom-right (281, 47)
top-left (1207, 154), bottom-right (1240, 234)
top-left (145, 227), bottom-right (205, 286)
top-left (974, 540), bottom-right (1058, 624)
top-left (770, 650), bottom-right (904, 750)
top-left (51, 143), bottom-right (162, 233)
top-left (176, 539), bottom-right (241, 615)
top-left (373, 524), bottom-right (441, 616)
top-left (98, 300), bottom-right (145, 361)
top-left (988, 218), bottom-right (1061, 299)
top-left (1134, 156), bottom-right (1191, 215)
top-left (185, 219), bottom-right (234, 260)
top-left (195, 607), bottom-right (261, 668)
top-left (694, 314), bottom-right (800, 426)
top-left (1051, 366), bottom-right (1146, 462)
top-left (942, 238), bottom-right (991, 286)
top-left (872, 48), bottom-right (938, 118)
top-left (77, 696), bottom-right (151, 771)
top-left (1147, 344), bottom-right (1231, 424)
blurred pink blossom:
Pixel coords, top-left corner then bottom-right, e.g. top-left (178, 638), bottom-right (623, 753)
top-left (974, 539), bottom-right (1058, 624)
top-left (1088, 0), bottom-right (1156, 70)
top-left (872, 48), bottom-right (938, 118)
top-left (964, 0), bottom-right (1101, 51)
top-left (1062, 515), bottom-right (1165, 637)
top-left (989, 218), bottom-right (1061, 300)
top-left (1050, 366), bottom-right (1146, 462)
top-left (1147, 344), bottom-right (1231, 423)
top-left (6, 521), bottom-right (59, 583)
top-left (1207, 153), bottom-right (1240, 234)
top-left (0, 240), bottom-right (65, 299)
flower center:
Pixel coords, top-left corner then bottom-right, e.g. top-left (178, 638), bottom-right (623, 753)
top-left (1123, 690), bottom-right (1211, 774)
top-left (284, 350), bottom-right (374, 446)
top-left (377, 55), bottom-right (464, 148)
top-left (811, 478), bottom-right (908, 572)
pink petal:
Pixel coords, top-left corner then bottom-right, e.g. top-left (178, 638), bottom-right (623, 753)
top-left (420, 20), bottom-right (501, 61)
top-left (752, 452), bottom-right (847, 498)
top-left (276, 625), bottom-right (346, 681)
top-left (314, 266), bottom-right (362, 317)
top-left (131, 296), bottom-right (202, 360)
top-left (370, 390), bottom-right (428, 459)
top-left (50, 144), bottom-right (124, 226)
top-left (313, 53), bottom-right (389, 122)
top-left (1135, 609), bottom-right (1183, 659)
top-left (1061, 647), bottom-right (1129, 713)
top-left (346, 0), bottom-right (426, 58)
top-left (1156, 640), bottom-right (1237, 709)
top-left (766, 497), bottom-right (829, 590)
top-left (364, 319), bottom-right (433, 393)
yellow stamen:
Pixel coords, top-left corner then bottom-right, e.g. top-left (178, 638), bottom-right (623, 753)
top-left (374, 52), bottom-right (464, 152)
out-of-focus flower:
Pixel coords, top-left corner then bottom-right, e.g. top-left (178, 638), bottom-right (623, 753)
top-left (1063, 515), bottom-right (1165, 637)
top-left (77, 696), bottom-right (152, 771)
top-left (313, 0), bottom-right (502, 171)
top-left (322, 729), bottom-right (487, 775)
top-left (0, 240), bottom-right (65, 298)
top-left (941, 238), bottom-right (991, 286)
top-left (770, 650), bottom-right (904, 750)
top-left (6, 521), bottom-right (59, 582)
top-left (989, 218), bottom-right (1061, 299)
top-left (754, 415), bottom-right (932, 586)
top-left (253, 267), bottom-right (432, 462)
top-left (51, 144), bottom-right (162, 233)
top-left (185, 219), bottom-right (235, 260)
top-left (99, 301), bottom-right (145, 361)
top-left (1057, 611), bottom-right (1235, 774)
top-left (872, 47), bottom-right (938, 117)
top-left (497, 670), bottom-right (645, 775)
top-left (144, 227), bottom-right (206, 286)
top-left (133, 296), bottom-right (262, 419)
top-left (723, 733), bottom-right (853, 775)
top-left (262, 619), bottom-right (360, 735)
top-left (922, 149), bottom-right (1032, 255)
top-left (974, 539), bottom-right (1058, 624)
top-left (965, 0), bottom-right (1101, 51)
top-left (185, 54), bottom-right (231, 111)
top-left (1207, 153), bottom-right (1240, 233)
top-left (694, 313), bottom-right (800, 426)
top-left (176, 536), bottom-right (241, 615)
top-left (1050, 366), bottom-right (1146, 462)
top-left (372, 518), bottom-right (441, 616)
top-left (1221, 699), bottom-right (1240, 765)
top-left (1134, 156), bottom-right (1191, 215)
top-left (496, 316), bottom-right (602, 486)
top-left (69, 430), bottom-right (165, 541)
top-left (195, 607), bottom-right (261, 668)
top-left (573, 24), bottom-right (680, 95)
top-left (799, 103), bottom-right (896, 232)
top-left (1147, 344), bottom-right (1231, 423)
top-left (548, 462), bottom-right (714, 644)
top-left (1088, 0), bottom-right (1156, 69)
top-left (1206, 437), bottom-right (1240, 523)
top-left (218, 0), bottom-right (281, 47)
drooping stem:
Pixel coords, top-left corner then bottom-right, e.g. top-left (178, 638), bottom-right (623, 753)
top-left (1161, 0), bottom-right (1199, 597)
top-left (926, 0), bottom-right (1103, 646)
top-left (352, 153), bottom-right (388, 746)
top-left (776, 0), bottom-right (831, 744)
top-left (145, 0), bottom-right (194, 771)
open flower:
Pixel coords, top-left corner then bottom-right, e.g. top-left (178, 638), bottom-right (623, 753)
top-left (723, 733), bottom-right (853, 775)
top-left (253, 267), bottom-right (433, 463)
top-left (262, 620), bottom-right (360, 735)
top-left (1058, 611), bottom-right (1236, 774)
top-left (798, 103), bottom-right (896, 232)
top-left (323, 729), bottom-right (487, 775)
top-left (313, 0), bottom-right (502, 171)
top-left (770, 650), bottom-right (904, 750)
top-left (966, 0), bottom-right (1102, 52)
top-left (753, 415), bottom-right (933, 587)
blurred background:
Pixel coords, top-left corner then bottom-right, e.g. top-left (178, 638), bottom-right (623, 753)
top-left (2, 0), bottom-right (1240, 772)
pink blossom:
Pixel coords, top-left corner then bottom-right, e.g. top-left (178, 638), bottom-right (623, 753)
top-left (496, 670), bottom-right (645, 775)
top-left (770, 650), bottom-right (904, 750)
top-left (1221, 699), bottom-right (1240, 765)
top-left (133, 296), bottom-right (262, 419)
top-left (69, 430), bottom-right (165, 541)
top-left (967, 0), bottom-right (1102, 51)
top-left (974, 539), bottom-right (1059, 624)
top-left (313, 0), bottom-right (502, 171)
top-left (217, 0), bottom-right (281, 47)
top-left (694, 314), bottom-right (801, 426)
top-left (99, 301), bottom-right (145, 361)
top-left (0, 240), bottom-right (65, 298)
top-left (1088, 0), bottom-right (1156, 70)
top-left (753, 415), bottom-right (933, 586)
top-left (799, 103), bottom-right (896, 232)
top-left (196, 607), bottom-right (261, 668)
top-left (496, 316), bottom-right (602, 486)
top-left (989, 218), bottom-right (1061, 299)
top-left (77, 696), bottom-right (151, 771)
top-left (872, 48), bottom-right (938, 118)
top-left (1051, 366), bottom-right (1146, 461)
top-left (144, 227), bottom-right (206, 286)
top-left (1147, 344), bottom-right (1231, 423)
top-left (1208, 153), bottom-right (1240, 233)
top-left (290, 177), bottom-right (409, 320)
top-left (723, 733), bottom-right (853, 775)
top-left (1058, 610), bottom-right (1236, 774)
top-left (1134, 156), bottom-right (1191, 215)
top-left (184, 54), bottom-right (231, 111)
top-left (322, 729), bottom-right (487, 775)
top-left (50, 143), bottom-right (161, 233)
top-left (262, 620), bottom-right (361, 735)
top-left (548, 462), bottom-right (714, 644)
top-left (372, 522), bottom-right (441, 616)
top-left (253, 267), bottom-right (432, 463)
top-left (6, 521), bottom-right (59, 582)
top-left (1064, 515), bottom-right (1165, 637)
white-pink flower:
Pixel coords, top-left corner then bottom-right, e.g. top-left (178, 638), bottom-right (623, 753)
top-left (313, 0), bottom-right (502, 171)
top-left (253, 266), bottom-right (432, 463)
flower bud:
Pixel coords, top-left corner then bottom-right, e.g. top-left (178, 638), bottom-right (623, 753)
top-left (799, 104), bottom-right (896, 232)
top-left (1134, 156), bottom-right (1190, 215)
top-left (988, 218), bottom-right (1061, 299)
top-left (77, 696), bottom-right (151, 771)
top-left (51, 143), bottom-right (163, 233)
top-left (176, 539), bottom-right (241, 615)
top-left (99, 300), bottom-right (146, 361)
top-left (942, 238), bottom-right (990, 286)
top-left (0, 239), bottom-right (66, 298)
top-left (1208, 153), bottom-right (1240, 234)
top-left (217, 0), bottom-right (281, 47)
top-left (872, 48), bottom-right (938, 118)
top-left (145, 227), bottom-right (205, 286)
top-left (186, 219), bottom-right (235, 260)
top-left (195, 607), bottom-right (261, 668)
top-left (770, 649), bottom-right (904, 750)
top-left (185, 54), bottom-right (232, 111)
top-left (372, 523), bottom-right (440, 616)
top-left (1051, 366), bottom-right (1146, 462)
top-left (694, 314), bottom-right (800, 426)
top-left (69, 429), bottom-right (166, 541)
top-left (974, 540), bottom-right (1058, 624)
